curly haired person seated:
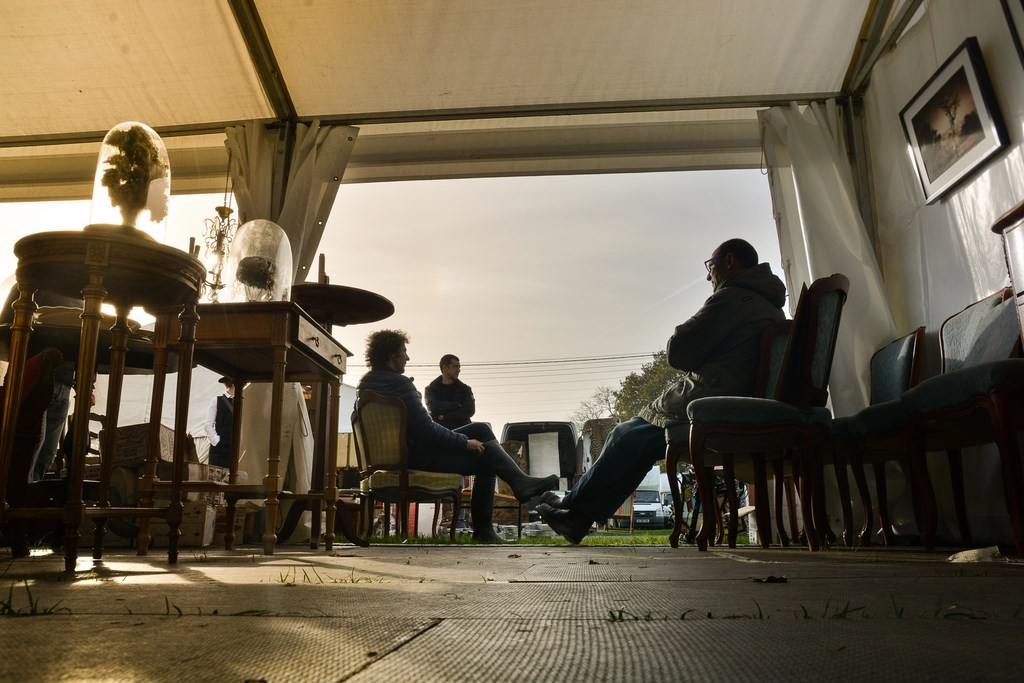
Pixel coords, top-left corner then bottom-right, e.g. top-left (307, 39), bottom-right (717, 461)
top-left (357, 330), bottom-right (557, 543)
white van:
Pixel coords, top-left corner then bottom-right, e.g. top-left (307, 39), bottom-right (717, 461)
top-left (628, 466), bottom-right (665, 529)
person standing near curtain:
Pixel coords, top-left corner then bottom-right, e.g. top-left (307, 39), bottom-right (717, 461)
top-left (204, 377), bottom-right (236, 468)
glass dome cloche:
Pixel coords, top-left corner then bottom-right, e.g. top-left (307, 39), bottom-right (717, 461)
top-left (222, 219), bottom-right (293, 302)
top-left (87, 121), bottom-right (170, 242)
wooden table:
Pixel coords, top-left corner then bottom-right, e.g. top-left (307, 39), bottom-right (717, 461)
top-left (140, 301), bottom-right (352, 555)
top-left (290, 284), bottom-right (394, 327)
top-left (0, 228), bottom-right (204, 571)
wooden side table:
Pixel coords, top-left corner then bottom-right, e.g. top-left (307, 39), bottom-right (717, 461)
top-left (141, 301), bottom-right (352, 555)
top-left (0, 228), bottom-right (204, 571)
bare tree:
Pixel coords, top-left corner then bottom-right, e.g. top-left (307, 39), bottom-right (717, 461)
top-left (570, 386), bottom-right (618, 429)
top-left (937, 88), bottom-right (962, 155)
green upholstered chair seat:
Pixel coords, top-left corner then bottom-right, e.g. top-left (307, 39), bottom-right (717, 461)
top-left (360, 470), bottom-right (463, 496)
top-left (832, 400), bottom-right (908, 440)
top-left (902, 359), bottom-right (1024, 415)
top-left (688, 396), bottom-right (832, 428)
top-left (688, 398), bottom-right (832, 466)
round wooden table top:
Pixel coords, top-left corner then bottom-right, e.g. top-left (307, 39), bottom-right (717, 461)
top-left (290, 283), bottom-right (395, 327)
top-left (14, 228), bottom-right (205, 309)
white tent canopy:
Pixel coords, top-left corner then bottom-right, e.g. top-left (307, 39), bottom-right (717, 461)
top-left (1, 0), bottom-right (900, 202)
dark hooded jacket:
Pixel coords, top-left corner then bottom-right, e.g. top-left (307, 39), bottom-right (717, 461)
top-left (638, 262), bottom-right (787, 429)
top-left (424, 376), bottom-right (475, 429)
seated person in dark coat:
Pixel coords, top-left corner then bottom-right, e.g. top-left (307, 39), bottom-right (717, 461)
top-left (425, 353), bottom-right (475, 429)
top-left (537, 238), bottom-right (788, 544)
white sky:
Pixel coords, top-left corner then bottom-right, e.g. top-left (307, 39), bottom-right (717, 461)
top-left (0, 169), bottom-right (780, 430)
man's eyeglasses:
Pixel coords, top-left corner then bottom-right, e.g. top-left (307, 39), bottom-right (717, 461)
top-left (704, 256), bottom-right (718, 274)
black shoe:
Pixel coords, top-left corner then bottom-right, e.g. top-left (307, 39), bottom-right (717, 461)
top-left (537, 503), bottom-right (590, 545)
top-left (539, 490), bottom-right (564, 508)
top-left (512, 474), bottom-right (559, 503)
top-left (471, 526), bottom-right (505, 544)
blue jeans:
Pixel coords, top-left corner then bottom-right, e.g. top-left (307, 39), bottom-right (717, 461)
top-left (407, 422), bottom-right (498, 476)
top-left (560, 417), bottom-right (667, 523)
top-left (30, 381), bottom-right (71, 482)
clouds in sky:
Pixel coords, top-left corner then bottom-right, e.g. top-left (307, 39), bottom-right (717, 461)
top-left (323, 169), bottom-right (779, 426)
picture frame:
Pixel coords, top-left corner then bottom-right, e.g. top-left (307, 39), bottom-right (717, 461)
top-left (899, 37), bottom-right (1008, 205)
top-left (1003, 0), bottom-right (1024, 69)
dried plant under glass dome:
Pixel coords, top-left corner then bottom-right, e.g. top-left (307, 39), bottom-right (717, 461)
top-left (223, 219), bottom-right (292, 302)
top-left (88, 121), bottom-right (170, 242)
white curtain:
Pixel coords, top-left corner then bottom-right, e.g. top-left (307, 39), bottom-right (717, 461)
top-left (225, 120), bottom-right (358, 282)
top-left (760, 100), bottom-right (897, 417)
top-left (222, 121), bottom-right (357, 538)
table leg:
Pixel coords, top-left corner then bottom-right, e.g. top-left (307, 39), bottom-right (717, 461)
top-left (263, 346), bottom-right (287, 555)
top-left (92, 304), bottom-right (130, 559)
top-left (137, 309), bottom-right (174, 555)
top-left (0, 286), bottom-right (36, 538)
top-left (324, 379), bottom-right (340, 551)
top-left (64, 277), bottom-right (106, 572)
top-left (166, 299), bottom-right (199, 565)
top-left (224, 375), bottom-right (244, 550)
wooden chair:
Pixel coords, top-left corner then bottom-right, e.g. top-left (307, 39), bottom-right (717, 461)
top-left (832, 327), bottom-right (925, 546)
top-left (666, 319), bottom-right (792, 548)
top-left (901, 288), bottom-right (1024, 553)
top-left (685, 274), bottom-right (850, 552)
top-left (352, 390), bottom-right (463, 541)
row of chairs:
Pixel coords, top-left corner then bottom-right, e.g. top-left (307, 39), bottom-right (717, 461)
top-left (667, 275), bottom-right (1024, 555)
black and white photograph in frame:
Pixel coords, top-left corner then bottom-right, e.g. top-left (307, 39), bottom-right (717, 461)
top-left (899, 36), bottom-right (1008, 204)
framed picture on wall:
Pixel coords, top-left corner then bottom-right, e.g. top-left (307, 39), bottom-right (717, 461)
top-left (899, 37), bottom-right (1008, 205)
top-left (1003, 0), bottom-right (1024, 68)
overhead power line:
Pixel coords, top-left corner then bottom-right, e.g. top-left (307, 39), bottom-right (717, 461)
top-left (405, 352), bottom-right (651, 368)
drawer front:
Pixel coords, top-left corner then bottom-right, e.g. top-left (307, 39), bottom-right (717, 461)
top-left (296, 314), bottom-right (347, 374)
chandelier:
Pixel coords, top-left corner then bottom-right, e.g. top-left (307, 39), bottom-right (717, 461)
top-left (201, 161), bottom-right (238, 302)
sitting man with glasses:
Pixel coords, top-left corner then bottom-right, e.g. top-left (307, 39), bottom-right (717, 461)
top-left (538, 238), bottom-right (787, 543)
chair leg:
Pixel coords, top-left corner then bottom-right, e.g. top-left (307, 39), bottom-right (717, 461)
top-left (990, 390), bottom-right (1024, 556)
top-left (909, 432), bottom-right (937, 550)
top-left (850, 449), bottom-right (873, 546)
top-left (873, 462), bottom-right (893, 546)
top-left (714, 488), bottom-right (724, 547)
top-left (690, 428), bottom-right (714, 552)
top-left (724, 457), bottom-right (738, 548)
top-left (812, 455), bottom-right (832, 546)
top-left (666, 441), bottom-right (686, 549)
top-left (381, 502), bottom-right (390, 537)
top-left (945, 449), bottom-right (973, 547)
top-left (786, 471), bottom-right (800, 545)
top-left (798, 444), bottom-right (819, 551)
top-left (752, 454), bottom-right (771, 548)
top-left (831, 447), bottom-right (854, 547)
top-left (773, 459), bottom-right (790, 547)
top-left (398, 499), bottom-right (409, 538)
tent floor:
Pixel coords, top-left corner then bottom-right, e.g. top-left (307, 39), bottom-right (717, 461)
top-left (1, 541), bottom-right (1021, 681)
